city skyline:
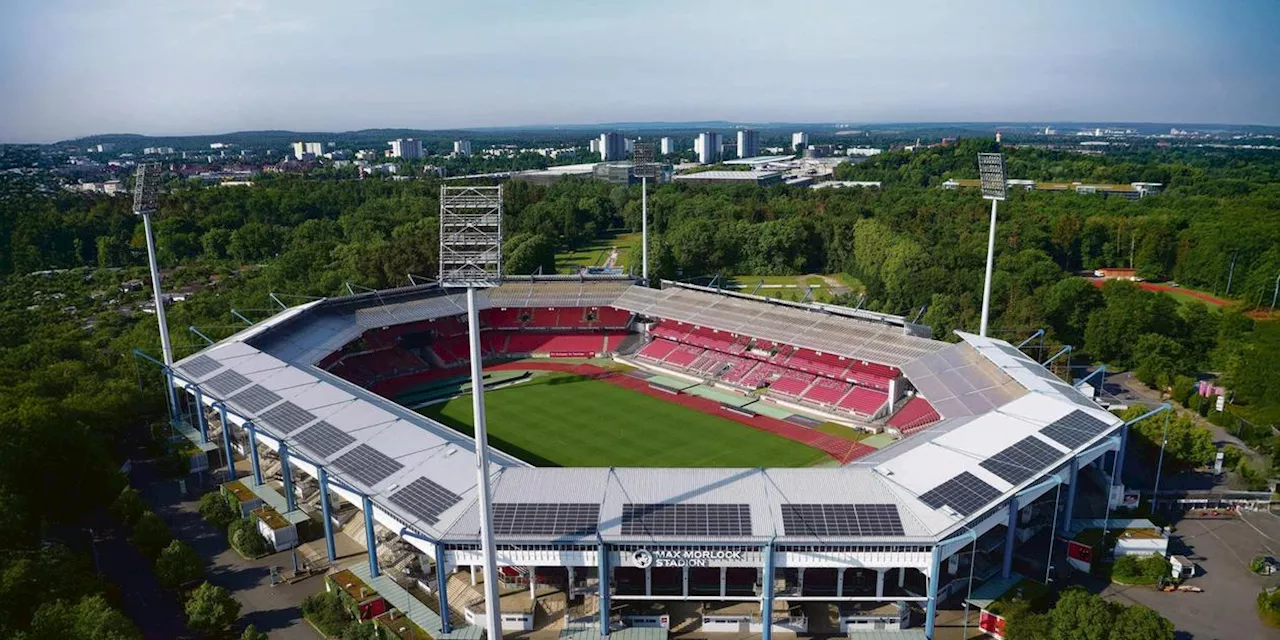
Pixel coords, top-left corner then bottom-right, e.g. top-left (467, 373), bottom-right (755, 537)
top-left (2, 0), bottom-right (1279, 143)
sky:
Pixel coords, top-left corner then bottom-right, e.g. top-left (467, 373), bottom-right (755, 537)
top-left (1, 0), bottom-right (1278, 142)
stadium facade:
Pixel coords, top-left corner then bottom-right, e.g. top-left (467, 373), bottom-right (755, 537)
top-left (162, 277), bottom-right (1135, 639)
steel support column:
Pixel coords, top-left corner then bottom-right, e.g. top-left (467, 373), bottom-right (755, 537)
top-left (279, 443), bottom-right (296, 512)
top-left (1002, 497), bottom-right (1019, 579)
top-left (435, 541), bottom-right (451, 634)
top-left (1113, 423), bottom-right (1129, 488)
top-left (318, 467), bottom-right (336, 562)
top-left (1062, 458), bottom-right (1080, 536)
top-left (246, 422), bottom-right (263, 486)
top-left (362, 495), bottom-right (380, 578)
top-left (217, 403), bottom-right (235, 481)
top-left (598, 541), bottom-right (610, 636)
top-left (192, 387), bottom-right (209, 443)
top-left (761, 542), bottom-right (776, 640)
top-left (925, 545), bottom-right (942, 639)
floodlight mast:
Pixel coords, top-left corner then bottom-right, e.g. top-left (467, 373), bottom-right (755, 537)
top-left (633, 143), bottom-right (659, 284)
top-left (977, 152), bottom-right (1007, 337)
top-left (133, 163), bottom-right (179, 416)
top-left (438, 186), bottom-right (503, 639)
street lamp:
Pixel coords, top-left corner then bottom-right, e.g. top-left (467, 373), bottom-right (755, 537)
top-left (438, 186), bottom-right (503, 639)
top-left (133, 163), bottom-right (179, 419)
top-left (977, 152), bottom-right (1007, 337)
top-left (633, 142), bottom-right (659, 284)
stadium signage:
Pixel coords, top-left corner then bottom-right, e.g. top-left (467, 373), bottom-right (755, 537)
top-left (630, 548), bottom-right (745, 568)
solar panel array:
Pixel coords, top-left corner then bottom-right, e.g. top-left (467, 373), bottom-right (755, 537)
top-left (179, 354), bottom-right (222, 378)
top-left (1040, 410), bottom-right (1112, 449)
top-left (292, 421), bottom-right (355, 458)
top-left (780, 504), bottom-right (905, 537)
top-left (203, 369), bottom-right (252, 396)
top-left (993, 343), bottom-right (1033, 362)
top-left (620, 503), bottom-right (752, 537)
top-left (492, 503), bottom-right (600, 537)
top-left (387, 476), bottom-right (462, 526)
top-left (919, 471), bottom-right (1003, 516)
top-left (258, 401), bottom-right (316, 434)
top-left (229, 385), bottom-right (283, 414)
top-left (333, 444), bottom-right (404, 488)
top-left (979, 436), bottom-right (1064, 485)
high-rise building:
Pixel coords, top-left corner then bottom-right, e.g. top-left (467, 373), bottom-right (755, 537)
top-left (625, 138), bottom-right (635, 154)
top-left (292, 141), bottom-right (324, 160)
top-left (660, 137), bottom-right (676, 155)
top-left (697, 132), bottom-right (722, 164)
top-left (737, 129), bottom-right (759, 159)
top-left (791, 132), bottom-right (808, 151)
top-left (388, 138), bottom-right (423, 159)
top-left (589, 139), bottom-right (601, 154)
top-left (598, 133), bottom-right (625, 161)
top-left (453, 140), bottom-right (472, 156)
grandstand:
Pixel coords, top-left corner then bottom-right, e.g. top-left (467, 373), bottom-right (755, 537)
top-left (164, 275), bottom-right (1139, 640)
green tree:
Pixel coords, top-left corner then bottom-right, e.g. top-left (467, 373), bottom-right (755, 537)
top-left (301, 591), bottom-right (353, 636)
top-left (184, 582), bottom-right (241, 635)
top-left (129, 511), bottom-right (173, 560)
top-left (240, 624), bottom-right (269, 640)
top-left (1133, 333), bottom-right (1188, 389)
top-left (109, 486), bottom-right (146, 527)
top-left (227, 519), bottom-right (267, 557)
top-left (154, 540), bottom-right (203, 590)
top-left (1110, 602), bottom-right (1175, 640)
top-left (26, 595), bottom-right (141, 640)
top-left (198, 491), bottom-right (238, 529)
top-left (1048, 588), bottom-right (1114, 640)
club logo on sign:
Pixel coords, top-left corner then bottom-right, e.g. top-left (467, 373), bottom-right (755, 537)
top-left (632, 549), bottom-right (654, 569)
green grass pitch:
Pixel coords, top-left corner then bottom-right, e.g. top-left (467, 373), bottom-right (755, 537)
top-left (417, 372), bottom-right (829, 468)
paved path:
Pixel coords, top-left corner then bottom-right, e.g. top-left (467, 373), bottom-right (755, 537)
top-left (140, 463), bottom-right (323, 639)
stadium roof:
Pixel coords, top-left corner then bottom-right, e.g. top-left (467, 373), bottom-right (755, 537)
top-left (173, 277), bottom-right (1121, 547)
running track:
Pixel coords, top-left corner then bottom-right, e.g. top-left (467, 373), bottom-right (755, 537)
top-left (1088, 278), bottom-right (1229, 306)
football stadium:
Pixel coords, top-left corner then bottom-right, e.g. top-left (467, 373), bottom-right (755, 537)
top-left (162, 274), bottom-right (1142, 639)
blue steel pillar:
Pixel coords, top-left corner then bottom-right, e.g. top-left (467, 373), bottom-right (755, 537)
top-left (217, 403), bottom-right (236, 481)
top-left (279, 443), bottom-right (297, 512)
top-left (192, 387), bottom-right (209, 443)
top-left (164, 369), bottom-right (179, 427)
top-left (925, 545), bottom-right (942, 639)
top-left (598, 542), bottom-right (610, 636)
top-left (435, 541), bottom-right (451, 634)
top-left (1002, 496), bottom-right (1019, 579)
top-left (1113, 424), bottom-right (1129, 488)
top-left (1062, 458), bottom-right (1080, 536)
top-left (246, 422), bottom-right (263, 486)
top-left (761, 542), bottom-right (776, 640)
top-left (363, 495), bottom-right (380, 578)
top-left (317, 467), bottom-right (336, 562)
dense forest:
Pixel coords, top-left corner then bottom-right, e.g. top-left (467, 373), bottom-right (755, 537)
top-left (1, 142), bottom-right (1278, 635)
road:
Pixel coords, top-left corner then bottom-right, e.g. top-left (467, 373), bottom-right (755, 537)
top-left (134, 462), bottom-right (322, 639)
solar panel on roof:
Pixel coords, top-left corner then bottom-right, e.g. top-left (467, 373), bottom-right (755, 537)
top-left (292, 421), bottom-right (355, 458)
top-left (1025, 365), bottom-right (1062, 383)
top-left (229, 385), bottom-right (283, 414)
top-left (258, 401), bottom-right (316, 434)
top-left (387, 476), bottom-right (461, 526)
top-left (179, 354), bottom-right (222, 378)
top-left (620, 503), bottom-right (751, 537)
top-left (492, 503), bottom-right (599, 537)
top-left (779, 504), bottom-right (905, 537)
top-left (1040, 410), bottom-right (1111, 449)
top-left (333, 444), bottom-right (404, 488)
top-left (203, 369), bottom-right (252, 396)
top-left (994, 343), bottom-right (1032, 362)
top-left (919, 471), bottom-right (1002, 516)
top-left (979, 436), bottom-right (1063, 485)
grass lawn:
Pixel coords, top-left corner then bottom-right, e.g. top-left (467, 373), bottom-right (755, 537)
top-left (554, 230), bottom-right (641, 273)
top-left (418, 372), bottom-right (829, 468)
top-left (814, 422), bottom-right (871, 443)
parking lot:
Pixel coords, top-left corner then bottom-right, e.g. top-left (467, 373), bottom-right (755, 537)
top-left (1102, 510), bottom-right (1280, 639)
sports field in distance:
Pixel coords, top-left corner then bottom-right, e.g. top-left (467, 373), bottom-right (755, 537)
top-left (418, 372), bottom-right (829, 468)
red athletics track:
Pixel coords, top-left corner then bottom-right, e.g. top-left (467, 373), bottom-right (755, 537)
top-left (484, 361), bottom-right (876, 464)
top-left (1088, 279), bottom-right (1229, 306)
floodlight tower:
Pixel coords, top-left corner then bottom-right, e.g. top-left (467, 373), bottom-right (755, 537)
top-left (438, 186), bottom-right (503, 639)
top-left (633, 142), bottom-right (659, 283)
top-left (133, 163), bottom-right (179, 416)
top-left (976, 152), bottom-right (1007, 337)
